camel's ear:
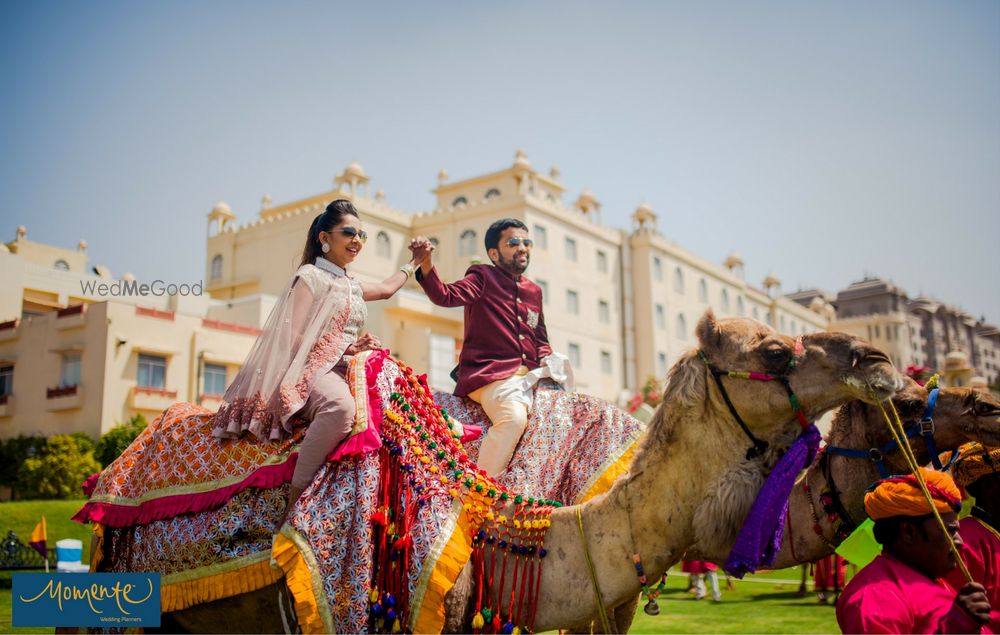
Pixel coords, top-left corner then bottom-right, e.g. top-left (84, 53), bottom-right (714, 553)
top-left (696, 309), bottom-right (722, 350)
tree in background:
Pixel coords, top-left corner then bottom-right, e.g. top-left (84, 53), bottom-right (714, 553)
top-left (0, 435), bottom-right (47, 500)
top-left (94, 414), bottom-right (147, 468)
top-left (19, 435), bottom-right (102, 500)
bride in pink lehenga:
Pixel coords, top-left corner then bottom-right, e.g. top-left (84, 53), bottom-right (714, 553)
top-left (212, 198), bottom-right (434, 527)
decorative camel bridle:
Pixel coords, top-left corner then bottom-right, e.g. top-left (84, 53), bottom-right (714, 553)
top-left (793, 382), bottom-right (958, 557)
top-left (698, 337), bottom-right (810, 460)
top-left (577, 337), bottom-right (813, 629)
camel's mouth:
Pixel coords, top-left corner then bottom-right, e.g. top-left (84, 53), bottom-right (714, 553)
top-left (843, 370), bottom-right (903, 403)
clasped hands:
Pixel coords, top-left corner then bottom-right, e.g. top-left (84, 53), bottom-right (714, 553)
top-left (408, 236), bottom-right (435, 264)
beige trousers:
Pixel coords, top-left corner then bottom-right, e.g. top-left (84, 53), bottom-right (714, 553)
top-left (467, 367), bottom-right (530, 477)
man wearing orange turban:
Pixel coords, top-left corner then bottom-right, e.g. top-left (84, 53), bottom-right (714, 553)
top-left (943, 443), bottom-right (1000, 632)
top-left (836, 468), bottom-right (992, 633)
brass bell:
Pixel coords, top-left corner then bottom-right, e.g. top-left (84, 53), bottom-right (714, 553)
top-left (643, 598), bottom-right (660, 616)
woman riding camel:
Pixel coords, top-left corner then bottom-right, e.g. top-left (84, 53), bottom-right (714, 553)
top-left (212, 199), bottom-right (433, 527)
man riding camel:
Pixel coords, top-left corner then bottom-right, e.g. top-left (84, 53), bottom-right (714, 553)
top-left (414, 218), bottom-right (570, 477)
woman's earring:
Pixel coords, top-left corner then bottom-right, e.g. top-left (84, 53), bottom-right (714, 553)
top-left (321, 242), bottom-right (330, 254)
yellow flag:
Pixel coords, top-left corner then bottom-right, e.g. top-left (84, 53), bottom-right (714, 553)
top-left (29, 515), bottom-right (47, 558)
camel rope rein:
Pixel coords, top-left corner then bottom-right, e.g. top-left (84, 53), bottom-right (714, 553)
top-left (698, 336), bottom-right (809, 460)
top-left (869, 381), bottom-right (973, 584)
top-left (575, 507), bottom-right (612, 633)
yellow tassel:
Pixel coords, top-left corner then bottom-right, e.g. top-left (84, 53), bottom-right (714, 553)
top-left (513, 627), bottom-right (521, 635)
top-left (392, 618), bottom-right (402, 633)
top-left (369, 588), bottom-right (379, 603)
top-left (472, 613), bottom-right (485, 629)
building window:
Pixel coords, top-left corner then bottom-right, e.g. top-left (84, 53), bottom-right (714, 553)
top-left (698, 279), bottom-right (708, 303)
top-left (566, 290), bottom-right (579, 315)
top-left (485, 188), bottom-right (501, 199)
top-left (138, 354), bottom-right (167, 389)
top-left (210, 255), bottom-right (223, 279)
top-left (752, 307), bottom-right (760, 321)
top-left (376, 231), bottom-right (391, 258)
top-left (720, 288), bottom-right (730, 314)
top-left (533, 224), bottom-right (547, 249)
top-left (676, 313), bottom-right (688, 339)
top-left (874, 324), bottom-right (881, 338)
top-left (54, 259), bottom-right (70, 271)
top-left (429, 237), bottom-right (440, 248)
top-left (736, 296), bottom-right (745, 316)
top-left (780, 316), bottom-right (787, 332)
top-left (655, 304), bottom-right (666, 330)
top-left (565, 237), bottom-right (577, 261)
top-left (653, 256), bottom-right (662, 282)
top-left (657, 352), bottom-right (667, 378)
top-left (452, 196), bottom-right (468, 207)
top-left (0, 365), bottom-right (12, 396)
top-left (537, 279), bottom-right (549, 305)
top-left (596, 250), bottom-right (608, 273)
top-left (203, 363), bottom-right (227, 396)
top-left (598, 300), bottom-right (610, 323)
top-left (568, 342), bottom-right (581, 368)
top-left (60, 353), bottom-right (81, 388)
top-left (601, 351), bottom-right (612, 374)
top-left (459, 229), bottom-right (477, 257)
top-left (673, 267), bottom-right (685, 294)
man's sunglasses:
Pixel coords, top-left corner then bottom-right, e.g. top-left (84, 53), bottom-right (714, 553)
top-left (336, 227), bottom-right (368, 243)
top-left (506, 237), bottom-right (533, 249)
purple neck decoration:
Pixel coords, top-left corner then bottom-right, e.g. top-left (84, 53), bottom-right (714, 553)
top-left (724, 423), bottom-right (821, 578)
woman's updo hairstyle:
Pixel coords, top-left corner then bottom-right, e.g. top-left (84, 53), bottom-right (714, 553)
top-left (299, 199), bottom-right (360, 267)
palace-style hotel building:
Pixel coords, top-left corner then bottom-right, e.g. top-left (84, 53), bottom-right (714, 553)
top-left (1, 151), bottom-right (993, 441)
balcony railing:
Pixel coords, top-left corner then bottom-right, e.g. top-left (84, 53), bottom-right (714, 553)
top-left (57, 304), bottom-right (85, 318)
top-left (134, 386), bottom-right (178, 399)
top-left (130, 385), bottom-right (179, 411)
top-left (47, 385), bottom-right (78, 399)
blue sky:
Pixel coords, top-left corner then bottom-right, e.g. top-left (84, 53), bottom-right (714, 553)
top-left (1, 1), bottom-right (998, 322)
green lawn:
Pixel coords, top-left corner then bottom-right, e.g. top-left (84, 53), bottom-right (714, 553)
top-left (627, 567), bottom-right (844, 634)
top-left (0, 500), bottom-right (845, 634)
top-left (1, 499), bottom-right (92, 634)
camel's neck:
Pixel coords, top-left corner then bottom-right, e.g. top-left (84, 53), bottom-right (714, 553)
top-left (527, 409), bottom-right (743, 630)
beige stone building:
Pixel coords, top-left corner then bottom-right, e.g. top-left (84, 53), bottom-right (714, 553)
top-left (0, 229), bottom-right (266, 439)
top-left (1, 151), bottom-right (833, 441)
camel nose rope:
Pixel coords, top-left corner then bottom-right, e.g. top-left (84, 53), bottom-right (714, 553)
top-left (575, 508), bottom-right (612, 633)
top-left (869, 382), bottom-right (973, 584)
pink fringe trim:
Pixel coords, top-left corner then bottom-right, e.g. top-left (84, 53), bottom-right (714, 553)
top-left (72, 456), bottom-right (298, 528)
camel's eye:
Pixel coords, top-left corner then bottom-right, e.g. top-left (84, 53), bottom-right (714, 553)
top-left (973, 397), bottom-right (1000, 417)
top-left (761, 345), bottom-right (791, 368)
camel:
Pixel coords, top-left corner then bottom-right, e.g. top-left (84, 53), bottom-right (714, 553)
top-left (437, 312), bottom-right (901, 633)
top-left (146, 311), bottom-right (901, 633)
top-left (767, 380), bottom-right (1000, 568)
top-left (601, 380), bottom-right (1000, 635)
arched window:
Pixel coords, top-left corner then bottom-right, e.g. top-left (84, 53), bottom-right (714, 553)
top-left (673, 267), bottom-right (684, 294)
top-left (459, 229), bottom-right (477, 257)
top-left (780, 315), bottom-right (787, 332)
top-left (452, 196), bottom-right (468, 207)
top-left (376, 231), bottom-right (391, 258)
top-left (210, 254), bottom-right (223, 279)
top-left (720, 288), bottom-right (730, 314)
top-left (54, 260), bottom-right (70, 271)
top-left (485, 188), bottom-right (501, 199)
top-left (698, 278), bottom-right (708, 303)
top-left (653, 257), bottom-right (662, 281)
top-left (736, 295), bottom-right (745, 316)
top-left (676, 313), bottom-right (688, 339)
top-left (752, 306), bottom-right (760, 321)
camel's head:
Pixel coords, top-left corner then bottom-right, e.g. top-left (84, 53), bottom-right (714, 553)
top-left (868, 378), bottom-right (1000, 469)
top-left (689, 310), bottom-right (901, 440)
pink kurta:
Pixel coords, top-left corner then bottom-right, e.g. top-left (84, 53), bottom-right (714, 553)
top-left (944, 516), bottom-right (1000, 632)
top-left (836, 553), bottom-right (986, 634)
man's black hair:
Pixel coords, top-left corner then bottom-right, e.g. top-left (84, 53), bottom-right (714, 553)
top-left (484, 218), bottom-right (528, 252)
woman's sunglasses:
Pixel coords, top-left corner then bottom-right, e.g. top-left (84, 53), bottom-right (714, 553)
top-left (506, 237), bottom-right (533, 249)
top-left (336, 227), bottom-right (368, 243)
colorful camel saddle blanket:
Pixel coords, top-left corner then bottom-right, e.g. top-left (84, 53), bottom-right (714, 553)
top-left (84, 350), bottom-right (645, 633)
